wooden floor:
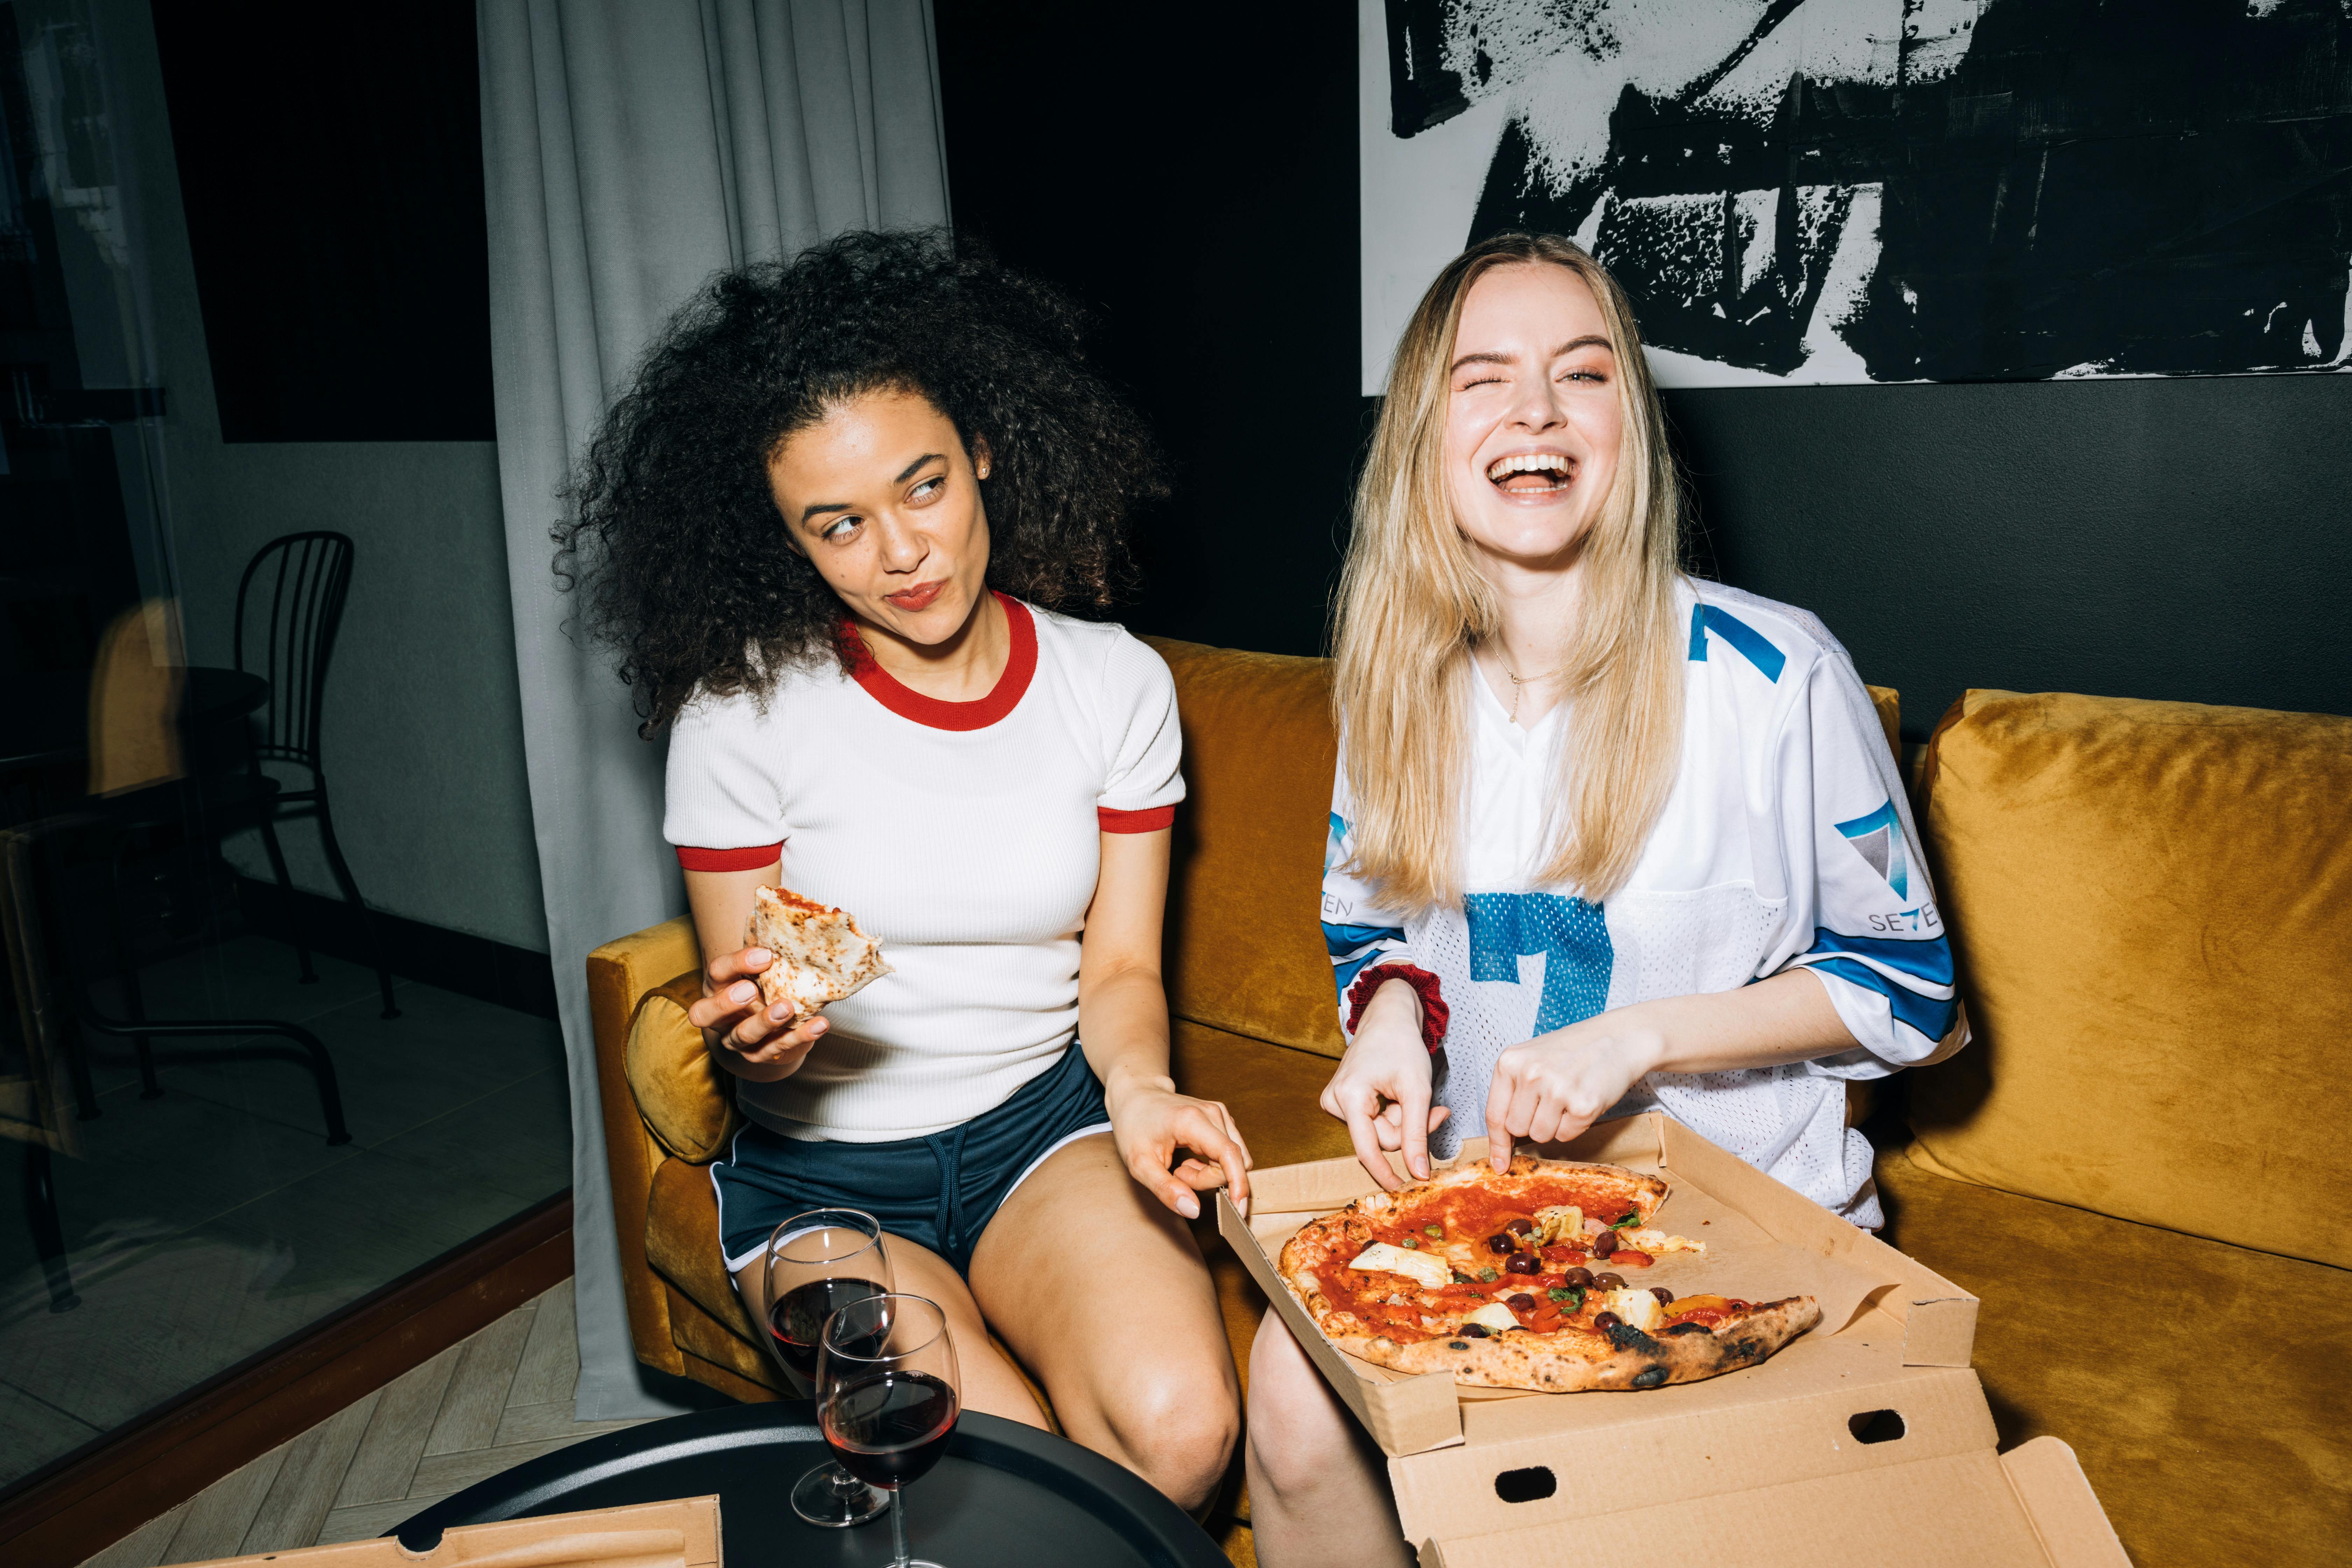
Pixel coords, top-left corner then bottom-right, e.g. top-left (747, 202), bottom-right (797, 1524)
top-left (73, 1281), bottom-right (647, 1568)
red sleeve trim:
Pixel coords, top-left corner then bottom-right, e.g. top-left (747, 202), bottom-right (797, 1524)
top-left (675, 843), bottom-right (783, 872)
top-left (1097, 804), bottom-right (1175, 833)
top-left (1345, 964), bottom-right (1449, 1055)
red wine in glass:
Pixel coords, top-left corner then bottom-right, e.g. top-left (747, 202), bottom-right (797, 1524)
top-left (770, 1276), bottom-right (888, 1382)
top-left (820, 1370), bottom-right (961, 1490)
top-left (819, 1293), bottom-right (960, 1568)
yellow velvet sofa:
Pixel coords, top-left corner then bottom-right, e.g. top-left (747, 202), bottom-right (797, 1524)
top-left (585, 640), bottom-right (2350, 1567)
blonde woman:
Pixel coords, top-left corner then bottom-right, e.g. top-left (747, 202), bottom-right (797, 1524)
top-left (1246, 235), bottom-right (1963, 1567)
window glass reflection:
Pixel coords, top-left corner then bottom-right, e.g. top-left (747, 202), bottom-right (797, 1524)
top-left (0, 0), bottom-right (564, 1497)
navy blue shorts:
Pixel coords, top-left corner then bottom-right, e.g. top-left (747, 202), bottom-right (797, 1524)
top-left (713, 1045), bottom-right (1113, 1277)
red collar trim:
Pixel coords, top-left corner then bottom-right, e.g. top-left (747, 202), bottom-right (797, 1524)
top-left (844, 592), bottom-right (1036, 732)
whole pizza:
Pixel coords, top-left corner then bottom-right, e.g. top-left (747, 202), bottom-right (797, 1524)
top-left (1277, 1154), bottom-right (1821, 1392)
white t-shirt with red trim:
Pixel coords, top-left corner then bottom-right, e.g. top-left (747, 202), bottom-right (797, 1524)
top-left (664, 594), bottom-right (1184, 1142)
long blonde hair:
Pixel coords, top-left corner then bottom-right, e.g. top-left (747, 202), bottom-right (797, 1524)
top-left (1333, 234), bottom-right (1686, 910)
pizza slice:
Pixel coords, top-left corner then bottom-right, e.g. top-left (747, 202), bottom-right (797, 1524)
top-left (745, 885), bottom-right (892, 1022)
top-left (1276, 1154), bottom-right (1818, 1392)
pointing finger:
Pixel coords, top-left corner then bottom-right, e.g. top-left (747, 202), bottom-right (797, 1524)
top-left (1344, 1088), bottom-right (1402, 1192)
top-left (1485, 1056), bottom-right (1520, 1172)
top-left (1400, 1078), bottom-right (1434, 1182)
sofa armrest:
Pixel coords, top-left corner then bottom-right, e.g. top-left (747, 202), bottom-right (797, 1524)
top-left (588, 915), bottom-right (702, 1376)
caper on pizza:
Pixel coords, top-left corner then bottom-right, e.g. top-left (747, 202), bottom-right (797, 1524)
top-left (1277, 1154), bottom-right (1820, 1392)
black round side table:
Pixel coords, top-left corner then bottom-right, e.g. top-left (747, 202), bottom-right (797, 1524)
top-left (393, 1402), bottom-right (1228, 1568)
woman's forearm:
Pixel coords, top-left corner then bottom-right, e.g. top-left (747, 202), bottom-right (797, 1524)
top-left (1611, 969), bottom-right (1856, 1077)
top-left (1078, 961), bottom-right (1176, 1111)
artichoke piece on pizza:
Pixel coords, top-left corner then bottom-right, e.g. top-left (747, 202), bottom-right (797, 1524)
top-left (745, 885), bottom-right (892, 1021)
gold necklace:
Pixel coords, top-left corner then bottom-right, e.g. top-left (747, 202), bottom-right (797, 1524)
top-left (1491, 648), bottom-right (1559, 723)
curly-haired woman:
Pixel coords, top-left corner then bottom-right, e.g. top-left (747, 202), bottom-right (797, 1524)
top-left (560, 231), bottom-right (1243, 1509)
top-left (1244, 235), bottom-right (1963, 1567)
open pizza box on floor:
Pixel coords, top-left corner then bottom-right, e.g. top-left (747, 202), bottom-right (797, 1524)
top-left (165, 1497), bottom-right (720, 1568)
top-left (1219, 1112), bottom-right (2126, 1568)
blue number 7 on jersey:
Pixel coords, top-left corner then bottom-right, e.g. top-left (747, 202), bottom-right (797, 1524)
top-left (1464, 892), bottom-right (1614, 1036)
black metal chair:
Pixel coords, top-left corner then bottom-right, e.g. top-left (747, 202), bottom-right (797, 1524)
top-left (234, 533), bottom-right (399, 1020)
top-left (3, 818), bottom-right (354, 1315)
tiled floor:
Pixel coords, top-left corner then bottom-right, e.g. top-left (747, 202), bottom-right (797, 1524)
top-left (1, 936), bottom-right (570, 1493)
top-left (72, 1280), bottom-right (650, 1567)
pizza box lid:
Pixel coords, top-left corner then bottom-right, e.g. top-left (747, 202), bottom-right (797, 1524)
top-left (1220, 1113), bottom-right (2121, 1558)
top-left (158, 1496), bottom-right (721, 1568)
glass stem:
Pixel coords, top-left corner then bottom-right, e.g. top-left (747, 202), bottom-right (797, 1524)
top-left (832, 1463), bottom-right (866, 1498)
top-left (889, 1486), bottom-right (910, 1567)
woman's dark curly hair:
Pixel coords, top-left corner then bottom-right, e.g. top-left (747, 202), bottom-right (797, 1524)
top-left (556, 229), bottom-right (1165, 734)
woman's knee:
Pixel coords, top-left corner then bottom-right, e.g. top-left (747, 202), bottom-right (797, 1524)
top-left (1090, 1350), bottom-right (1239, 1507)
top-left (1245, 1311), bottom-right (1361, 1497)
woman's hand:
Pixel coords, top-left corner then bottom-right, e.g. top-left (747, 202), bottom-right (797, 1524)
top-left (1103, 1068), bottom-right (1252, 1220)
top-left (687, 945), bottom-right (830, 1082)
top-left (1483, 1011), bottom-right (1665, 1170)
top-left (1320, 977), bottom-right (1448, 1190)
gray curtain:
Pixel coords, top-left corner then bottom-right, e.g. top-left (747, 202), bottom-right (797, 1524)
top-left (476, 0), bottom-right (951, 1419)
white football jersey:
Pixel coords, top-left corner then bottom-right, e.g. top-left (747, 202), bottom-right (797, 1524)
top-left (1321, 580), bottom-right (1962, 1225)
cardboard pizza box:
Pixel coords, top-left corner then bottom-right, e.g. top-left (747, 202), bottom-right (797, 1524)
top-left (1220, 1112), bottom-right (2127, 1568)
top-left (160, 1496), bottom-right (721, 1568)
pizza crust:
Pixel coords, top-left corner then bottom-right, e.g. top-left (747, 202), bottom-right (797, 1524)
top-left (1331, 1294), bottom-right (1821, 1391)
top-left (745, 885), bottom-right (891, 1021)
top-left (1276, 1153), bottom-right (1818, 1393)
top-left (1372, 1156), bottom-right (1669, 1219)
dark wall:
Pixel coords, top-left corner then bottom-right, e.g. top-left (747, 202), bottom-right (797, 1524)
top-left (1669, 375), bottom-right (2352, 735)
top-left (151, 0), bottom-right (492, 442)
top-left (935, 0), bottom-right (2352, 740)
top-left (932, 2), bottom-right (1367, 655)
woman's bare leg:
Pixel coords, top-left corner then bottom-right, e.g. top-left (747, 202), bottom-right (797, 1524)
top-left (968, 1133), bottom-right (1239, 1511)
top-left (1246, 1309), bottom-right (1412, 1568)
top-left (732, 1235), bottom-right (1048, 1428)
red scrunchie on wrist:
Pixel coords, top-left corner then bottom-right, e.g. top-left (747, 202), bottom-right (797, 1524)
top-left (1344, 963), bottom-right (1449, 1055)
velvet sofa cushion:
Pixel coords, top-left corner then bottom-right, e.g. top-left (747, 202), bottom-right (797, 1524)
top-left (1912, 690), bottom-right (2352, 1270)
top-left (648, 1154), bottom-right (768, 1348)
top-left (1876, 1144), bottom-right (2350, 1567)
top-left (625, 969), bottom-right (740, 1163)
top-left (1146, 638), bottom-right (1348, 1057)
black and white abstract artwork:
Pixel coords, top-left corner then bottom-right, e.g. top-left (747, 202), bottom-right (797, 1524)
top-left (1359, 0), bottom-right (2352, 390)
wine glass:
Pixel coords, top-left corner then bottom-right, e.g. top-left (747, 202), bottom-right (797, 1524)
top-left (763, 1209), bottom-right (894, 1528)
top-left (818, 1293), bottom-right (961, 1568)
